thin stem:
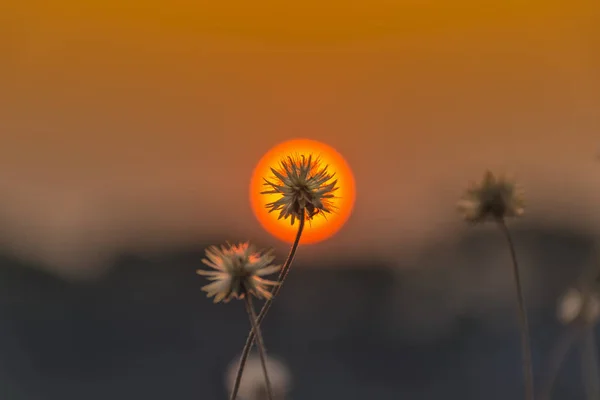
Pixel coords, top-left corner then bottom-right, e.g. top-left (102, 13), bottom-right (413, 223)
top-left (539, 319), bottom-right (585, 400)
top-left (498, 219), bottom-right (535, 400)
top-left (229, 212), bottom-right (305, 400)
top-left (259, 213), bottom-right (306, 322)
top-left (243, 295), bottom-right (273, 400)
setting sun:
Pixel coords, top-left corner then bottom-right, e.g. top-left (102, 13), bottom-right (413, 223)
top-left (250, 139), bottom-right (355, 244)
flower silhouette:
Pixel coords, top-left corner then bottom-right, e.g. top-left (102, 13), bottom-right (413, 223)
top-left (457, 170), bottom-right (524, 223)
top-left (262, 154), bottom-right (338, 225)
top-left (197, 242), bottom-right (280, 303)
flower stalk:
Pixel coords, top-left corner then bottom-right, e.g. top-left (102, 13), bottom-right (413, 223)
top-left (229, 213), bottom-right (305, 400)
top-left (244, 294), bottom-right (273, 400)
top-left (200, 152), bottom-right (338, 400)
top-left (498, 218), bottom-right (535, 400)
top-left (228, 153), bottom-right (338, 400)
top-left (458, 171), bottom-right (534, 400)
top-left (194, 242), bottom-right (281, 400)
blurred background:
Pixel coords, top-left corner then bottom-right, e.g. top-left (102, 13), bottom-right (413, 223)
top-left (1, 0), bottom-right (600, 398)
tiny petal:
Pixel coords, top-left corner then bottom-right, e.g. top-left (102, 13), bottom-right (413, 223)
top-left (255, 264), bottom-right (282, 276)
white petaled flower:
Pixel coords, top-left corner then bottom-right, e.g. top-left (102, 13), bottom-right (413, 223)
top-left (196, 242), bottom-right (280, 303)
top-left (457, 171), bottom-right (525, 223)
top-left (557, 288), bottom-right (600, 325)
top-left (226, 353), bottom-right (292, 400)
top-left (262, 154), bottom-right (338, 225)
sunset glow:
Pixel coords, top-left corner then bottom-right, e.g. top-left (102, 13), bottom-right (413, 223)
top-left (250, 139), bottom-right (355, 244)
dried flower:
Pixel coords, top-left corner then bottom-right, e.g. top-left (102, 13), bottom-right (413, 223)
top-left (261, 154), bottom-right (338, 225)
top-left (226, 353), bottom-right (291, 400)
top-left (557, 288), bottom-right (600, 325)
top-left (457, 171), bottom-right (525, 223)
top-left (197, 242), bottom-right (280, 303)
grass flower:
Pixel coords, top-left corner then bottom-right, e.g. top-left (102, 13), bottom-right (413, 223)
top-left (197, 242), bottom-right (280, 304)
top-left (197, 242), bottom-right (280, 400)
top-left (458, 171), bottom-right (534, 400)
top-left (457, 170), bottom-right (524, 223)
top-left (226, 354), bottom-right (291, 400)
top-left (557, 288), bottom-right (600, 326)
top-left (261, 154), bottom-right (338, 225)
top-left (231, 153), bottom-right (338, 400)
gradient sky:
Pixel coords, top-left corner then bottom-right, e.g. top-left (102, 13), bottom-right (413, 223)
top-left (1, 1), bottom-right (599, 278)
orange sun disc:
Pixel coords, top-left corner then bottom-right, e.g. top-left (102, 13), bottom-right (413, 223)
top-left (250, 138), bottom-right (356, 245)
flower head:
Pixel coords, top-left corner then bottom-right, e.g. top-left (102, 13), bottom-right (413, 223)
top-left (261, 154), bottom-right (338, 225)
top-left (457, 171), bottom-right (524, 223)
top-left (557, 288), bottom-right (600, 325)
top-left (196, 242), bottom-right (280, 303)
top-left (226, 353), bottom-right (291, 400)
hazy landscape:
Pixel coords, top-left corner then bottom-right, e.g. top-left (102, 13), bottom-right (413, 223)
top-left (0, 220), bottom-right (595, 399)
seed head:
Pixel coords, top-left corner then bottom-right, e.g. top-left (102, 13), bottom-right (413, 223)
top-left (457, 171), bottom-right (524, 223)
top-left (196, 242), bottom-right (280, 303)
top-left (261, 154), bottom-right (338, 225)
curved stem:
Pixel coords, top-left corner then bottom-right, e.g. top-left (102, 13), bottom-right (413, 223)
top-left (229, 213), bottom-right (305, 400)
top-left (244, 295), bottom-right (273, 400)
top-left (258, 213), bottom-right (305, 323)
top-left (498, 219), bottom-right (535, 400)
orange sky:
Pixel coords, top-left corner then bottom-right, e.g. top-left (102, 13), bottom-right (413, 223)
top-left (1, 1), bottom-right (599, 277)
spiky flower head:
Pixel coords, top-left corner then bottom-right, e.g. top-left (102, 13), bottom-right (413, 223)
top-left (196, 242), bottom-right (280, 303)
top-left (557, 288), bottom-right (600, 325)
top-left (457, 171), bottom-right (525, 223)
top-left (261, 154), bottom-right (338, 225)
